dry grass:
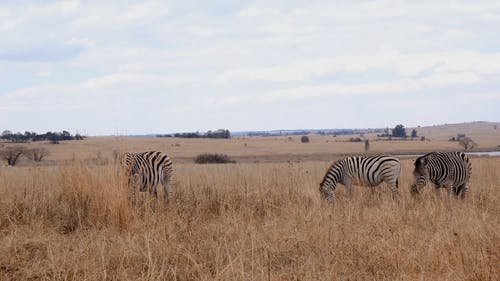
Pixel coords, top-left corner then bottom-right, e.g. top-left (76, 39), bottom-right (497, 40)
top-left (3, 122), bottom-right (499, 165)
top-left (0, 157), bottom-right (498, 280)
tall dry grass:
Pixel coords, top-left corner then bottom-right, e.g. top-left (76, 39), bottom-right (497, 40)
top-left (0, 158), bottom-right (498, 280)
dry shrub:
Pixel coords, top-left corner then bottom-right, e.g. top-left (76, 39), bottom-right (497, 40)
top-left (57, 164), bottom-right (134, 232)
top-left (195, 153), bottom-right (235, 164)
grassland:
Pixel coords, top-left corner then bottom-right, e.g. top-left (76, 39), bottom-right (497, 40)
top-left (0, 123), bottom-right (499, 280)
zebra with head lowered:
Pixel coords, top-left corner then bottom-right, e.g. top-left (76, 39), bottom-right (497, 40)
top-left (121, 151), bottom-right (174, 200)
top-left (319, 155), bottom-right (401, 204)
top-left (411, 151), bottom-right (471, 198)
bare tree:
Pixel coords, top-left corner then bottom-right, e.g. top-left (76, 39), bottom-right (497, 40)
top-left (0, 146), bottom-right (27, 166)
top-left (459, 137), bottom-right (477, 151)
top-left (25, 147), bottom-right (50, 162)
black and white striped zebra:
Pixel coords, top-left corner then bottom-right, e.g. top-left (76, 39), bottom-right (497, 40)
top-left (411, 151), bottom-right (471, 198)
top-left (121, 151), bottom-right (174, 200)
top-left (319, 155), bottom-right (401, 204)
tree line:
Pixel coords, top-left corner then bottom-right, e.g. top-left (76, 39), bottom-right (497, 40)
top-left (1, 130), bottom-right (85, 144)
top-left (157, 129), bottom-right (231, 139)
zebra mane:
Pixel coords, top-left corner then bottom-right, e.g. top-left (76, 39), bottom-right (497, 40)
top-left (320, 159), bottom-right (343, 186)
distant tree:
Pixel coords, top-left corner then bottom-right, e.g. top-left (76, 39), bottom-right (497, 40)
top-left (1, 130), bottom-right (12, 137)
top-left (383, 127), bottom-right (391, 137)
top-left (301, 136), bottom-right (310, 143)
top-left (392, 124), bottom-right (407, 138)
top-left (364, 140), bottom-right (370, 152)
top-left (411, 129), bottom-right (418, 138)
top-left (494, 125), bottom-right (498, 130)
top-left (25, 147), bottom-right (50, 162)
top-left (459, 137), bottom-right (477, 151)
top-left (0, 146), bottom-right (27, 166)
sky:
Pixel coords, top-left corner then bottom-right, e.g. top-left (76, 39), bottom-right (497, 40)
top-left (1, 0), bottom-right (500, 135)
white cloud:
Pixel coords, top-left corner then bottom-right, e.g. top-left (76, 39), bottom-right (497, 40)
top-left (73, 1), bottom-right (168, 29)
top-left (35, 71), bottom-right (51, 77)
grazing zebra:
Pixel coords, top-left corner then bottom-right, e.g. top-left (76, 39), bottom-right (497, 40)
top-left (411, 151), bottom-right (471, 198)
top-left (319, 155), bottom-right (401, 204)
top-left (121, 151), bottom-right (174, 200)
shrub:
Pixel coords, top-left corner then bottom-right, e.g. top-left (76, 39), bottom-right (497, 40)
top-left (300, 136), bottom-right (310, 143)
top-left (0, 145), bottom-right (27, 166)
top-left (195, 153), bottom-right (235, 164)
top-left (459, 137), bottom-right (477, 151)
top-left (25, 147), bottom-right (50, 162)
top-left (349, 137), bottom-right (362, 142)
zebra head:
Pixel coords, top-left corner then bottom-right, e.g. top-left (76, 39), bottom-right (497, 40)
top-left (120, 152), bottom-right (135, 175)
top-left (411, 156), bottom-right (429, 194)
top-left (319, 162), bottom-right (340, 204)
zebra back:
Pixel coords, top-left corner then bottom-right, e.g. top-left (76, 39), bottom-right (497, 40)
top-left (121, 151), bottom-right (174, 195)
top-left (321, 155), bottom-right (401, 188)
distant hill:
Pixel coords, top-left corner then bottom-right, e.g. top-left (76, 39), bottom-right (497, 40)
top-left (125, 121), bottom-right (500, 139)
top-left (232, 121), bottom-right (500, 138)
top-left (410, 121), bottom-right (500, 140)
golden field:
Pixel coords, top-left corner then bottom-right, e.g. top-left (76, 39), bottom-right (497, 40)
top-left (0, 123), bottom-right (499, 280)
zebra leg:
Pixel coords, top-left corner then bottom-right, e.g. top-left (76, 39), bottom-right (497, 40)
top-left (151, 186), bottom-right (158, 198)
top-left (128, 186), bottom-right (136, 204)
top-left (390, 179), bottom-right (400, 200)
top-left (433, 184), bottom-right (442, 197)
top-left (162, 181), bottom-right (170, 201)
top-left (128, 174), bottom-right (140, 204)
top-left (447, 185), bottom-right (456, 196)
top-left (457, 184), bottom-right (468, 198)
top-left (327, 188), bottom-right (336, 205)
top-left (344, 178), bottom-right (353, 198)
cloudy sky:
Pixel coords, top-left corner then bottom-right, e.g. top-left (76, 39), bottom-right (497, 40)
top-left (1, 1), bottom-right (499, 135)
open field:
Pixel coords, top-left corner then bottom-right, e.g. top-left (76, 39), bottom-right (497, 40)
top-left (1, 130), bottom-right (500, 280)
top-left (2, 122), bottom-right (500, 165)
top-left (0, 122), bottom-right (499, 280)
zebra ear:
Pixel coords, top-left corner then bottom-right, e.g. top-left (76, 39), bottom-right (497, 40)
top-left (421, 158), bottom-right (428, 166)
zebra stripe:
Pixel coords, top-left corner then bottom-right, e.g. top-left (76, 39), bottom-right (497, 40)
top-left (411, 151), bottom-right (471, 197)
top-left (121, 151), bottom-right (174, 200)
top-left (319, 155), bottom-right (401, 204)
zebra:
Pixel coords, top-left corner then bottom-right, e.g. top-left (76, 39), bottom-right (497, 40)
top-left (411, 151), bottom-right (471, 198)
top-left (319, 155), bottom-right (401, 204)
top-left (120, 151), bottom-right (174, 200)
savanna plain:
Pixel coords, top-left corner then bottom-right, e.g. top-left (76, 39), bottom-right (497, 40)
top-left (1, 123), bottom-right (499, 280)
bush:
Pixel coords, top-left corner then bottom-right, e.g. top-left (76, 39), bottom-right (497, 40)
top-left (301, 136), bottom-right (310, 143)
top-left (195, 153), bottom-right (235, 164)
top-left (459, 137), bottom-right (477, 151)
top-left (349, 137), bottom-right (362, 142)
top-left (25, 147), bottom-right (50, 162)
top-left (0, 145), bottom-right (27, 166)
top-left (411, 129), bottom-right (417, 138)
